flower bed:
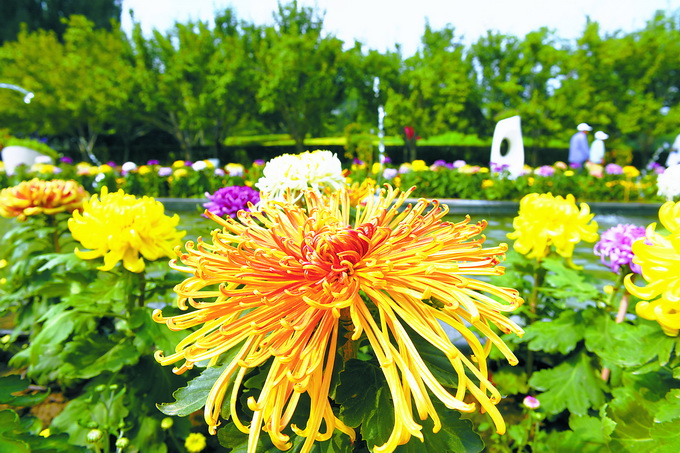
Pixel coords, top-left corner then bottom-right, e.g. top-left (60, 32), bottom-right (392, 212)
top-left (0, 151), bottom-right (679, 452)
top-left (0, 154), bottom-right (674, 203)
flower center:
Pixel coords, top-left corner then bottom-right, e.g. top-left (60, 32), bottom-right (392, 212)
top-left (301, 223), bottom-right (376, 284)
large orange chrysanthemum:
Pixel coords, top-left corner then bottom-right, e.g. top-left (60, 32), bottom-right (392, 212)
top-left (154, 185), bottom-right (524, 453)
top-left (0, 178), bottom-right (88, 220)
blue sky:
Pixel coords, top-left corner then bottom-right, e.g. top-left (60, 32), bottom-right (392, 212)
top-left (121, 0), bottom-right (679, 56)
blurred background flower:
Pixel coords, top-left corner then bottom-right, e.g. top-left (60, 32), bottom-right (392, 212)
top-left (203, 185), bottom-right (260, 218)
top-left (0, 178), bottom-right (88, 220)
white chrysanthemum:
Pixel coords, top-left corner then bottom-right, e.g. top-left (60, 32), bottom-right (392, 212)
top-left (255, 150), bottom-right (345, 201)
top-left (657, 165), bottom-right (680, 201)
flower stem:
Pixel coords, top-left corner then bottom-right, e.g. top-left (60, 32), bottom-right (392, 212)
top-left (601, 270), bottom-right (631, 382)
top-left (339, 307), bottom-right (357, 362)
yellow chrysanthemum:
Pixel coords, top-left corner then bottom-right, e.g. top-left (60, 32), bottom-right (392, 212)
top-left (411, 160), bottom-right (428, 172)
top-left (154, 185), bottom-right (524, 453)
top-left (0, 178), bottom-right (88, 221)
top-left (68, 188), bottom-right (185, 273)
top-left (623, 165), bottom-right (640, 178)
top-left (173, 168), bottom-right (188, 178)
top-left (507, 193), bottom-right (599, 260)
top-left (482, 179), bottom-right (494, 189)
top-left (184, 433), bottom-right (207, 453)
top-left (624, 201), bottom-right (680, 336)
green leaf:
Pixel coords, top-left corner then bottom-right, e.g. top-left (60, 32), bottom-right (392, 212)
top-left (0, 410), bottom-right (31, 453)
top-left (607, 388), bottom-right (660, 452)
top-left (394, 401), bottom-right (484, 453)
top-left (157, 345), bottom-right (242, 417)
top-left (584, 314), bottom-right (677, 369)
top-left (0, 375), bottom-right (50, 407)
top-left (653, 389), bottom-right (680, 423)
top-left (567, 414), bottom-right (616, 449)
top-left (127, 416), bottom-right (168, 453)
top-left (335, 360), bottom-right (482, 452)
top-left (0, 409), bottom-right (86, 452)
top-left (488, 366), bottom-right (528, 396)
top-left (541, 257), bottom-right (602, 303)
top-left (529, 350), bottom-right (607, 416)
top-left (60, 336), bottom-right (141, 379)
top-left (523, 310), bottom-right (586, 354)
top-left (36, 253), bottom-right (86, 272)
top-left (649, 419), bottom-right (680, 453)
top-left (129, 307), bottom-right (187, 355)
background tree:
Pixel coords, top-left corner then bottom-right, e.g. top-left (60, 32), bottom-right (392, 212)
top-left (0, 0), bottom-right (122, 44)
top-left (252, 1), bottom-right (346, 152)
top-left (0, 15), bottom-right (134, 162)
top-left (131, 20), bottom-right (218, 160)
top-left (386, 24), bottom-right (477, 141)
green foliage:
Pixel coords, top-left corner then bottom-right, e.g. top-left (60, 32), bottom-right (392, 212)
top-left (1, 4), bottom-right (678, 165)
top-left (529, 351), bottom-right (608, 416)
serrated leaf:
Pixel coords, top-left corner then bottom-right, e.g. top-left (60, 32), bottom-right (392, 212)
top-left (654, 389), bottom-right (680, 423)
top-left (394, 401), bottom-right (484, 453)
top-left (584, 314), bottom-right (677, 369)
top-left (568, 414), bottom-right (616, 448)
top-left (523, 310), bottom-right (585, 354)
top-left (335, 359), bottom-right (394, 447)
top-left (158, 344), bottom-right (242, 417)
top-left (529, 350), bottom-right (607, 416)
top-left (60, 336), bottom-right (140, 379)
top-left (541, 257), bottom-right (602, 302)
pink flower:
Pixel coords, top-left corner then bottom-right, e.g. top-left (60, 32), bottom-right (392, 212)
top-left (594, 224), bottom-right (646, 274)
top-left (523, 395), bottom-right (540, 410)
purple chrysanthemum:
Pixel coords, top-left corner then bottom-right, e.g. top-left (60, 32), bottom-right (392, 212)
top-left (60, 156), bottom-right (74, 164)
top-left (147, 159), bottom-right (160, 165)
top-left (535, 165), bottom-right (555, 177)
top-left (158, 167), bottom-right (173, 177)
top-left (594, 223), bottom-right (646, 274)
top-left (490, 162), bottom-right (509, 173)
top-left (605, 163), bottom-right (624, 175)
top-left (382, 168), bottom-right (398, 180)
top-left (431, 159), bottom-right (453, 170)
top-left (203, 186), bottom-right (260, 218)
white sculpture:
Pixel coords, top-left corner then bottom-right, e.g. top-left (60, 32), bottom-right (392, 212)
top-left (490, 115), bottom-right (525, 179)
top-left (1, 146), bottom-right (52, 175)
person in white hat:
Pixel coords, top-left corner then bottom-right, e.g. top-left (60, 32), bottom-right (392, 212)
top-left (569, 123), bottom-right (592, 167)
top-left (589, 131), bottom-right (609, 165)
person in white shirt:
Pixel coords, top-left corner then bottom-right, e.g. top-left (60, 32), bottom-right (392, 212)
top-left (589, 131), bottom-right (608, 165)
